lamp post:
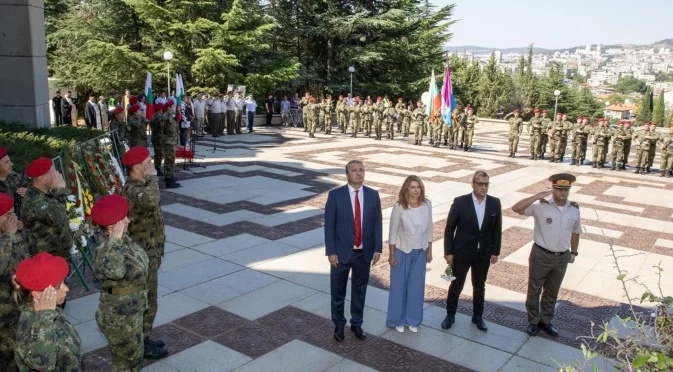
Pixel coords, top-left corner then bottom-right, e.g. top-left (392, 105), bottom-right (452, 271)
top-left (163, 51), bottom-right (174, 96)
top-left (553, 89), bottom-right (561, 118)
top-left (348, 66), bottom-right (355, 96)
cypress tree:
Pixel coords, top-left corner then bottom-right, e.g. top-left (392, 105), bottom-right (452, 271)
top-left (653, 91), bottom-right (666, 126)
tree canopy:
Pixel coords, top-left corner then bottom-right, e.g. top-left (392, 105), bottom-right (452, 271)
top-left (614, 76), bottom-right (648, 94)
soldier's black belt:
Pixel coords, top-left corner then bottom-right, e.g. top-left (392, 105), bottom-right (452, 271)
top-left (534, 244), bottom-right (567, 256)
top-left (105, 286), bottom-right (145, 295)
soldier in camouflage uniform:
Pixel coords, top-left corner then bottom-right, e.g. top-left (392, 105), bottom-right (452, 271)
top-left (150, 103), bottom-right (165, 176)
top-left (323, 96), bottom-right (334, 134)
top-left (300, 93), bottom-right (311, 132)
top-left (317, 97), bottom-right (325, 131)
top-left (0, 194), bottom-right (29, 371)
top-left (362, 100), bottom-right (372, 137)
top-left (548, 113), bottom-right (564, 163)
top-left (127, 104), bottom-right (148, 148)
top-left (431, 110), bottom-right (443, 147)
top-left (400, 104), bottom-right (412, 137)
top-left (540, 110), bottom-right (552, 159)
top-left (449, 106), bottom-right (462, 150)
top-left (591, 119), bottom-right (611, 168)
top-left (622, 121), bottom-right (634, 168)
top-left (372, 97), bottom-right (384, 140)
top-left (384, 101), bottom-right (397, 140)
top-left (121, 148), bottom-right (169, 358)
top-left (647, 122), bottom-right (660, 173)
top-left (504, 109), bottom-right (523, 157)
top-left (21, 158), bottom-right (72, 258)
top-left (610, 121), bottom-right (629, 171)
top-left (162, 101), bottom-right (180, 188)
top-left (463, 106), bottom-right (479, 151)
top-left (0, 148), bottom-right (27, 216)
top-left (559, 113), bottom-right (572, 161)
top-left (308, 97), bottom-right (321, 138)
top-left (659, 126), bottom-right (673, 177)
top-left (349, 99), bottom-right (361, 138)
top-left (571, 117), bottom-right (591, 166)
top-left (527, 109), bottom-right (543, 159)
top-left (412, 102), bottom-right (427, 146)
top-left (634, 123), bottom-right (658, 174)
top-left (336, 95), bottom-right (347, 133)
top-left (13, 253), bottom-right (81, 372)
top-left (92, 195), bottom-right (156, 371)
top-left (109, 106), bottom-right (129, 157)
top-left (395, 98), bottom-right (405, 134)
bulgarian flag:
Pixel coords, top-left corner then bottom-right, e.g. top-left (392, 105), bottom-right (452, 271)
top-left (144, 72), bottom-right (154, 120)
top-left (441, 64), bottom-right (457, 126)
top-left (175, 73), bottom-right (185, 105)
top-left (426, 69), bottom-right (441, 122)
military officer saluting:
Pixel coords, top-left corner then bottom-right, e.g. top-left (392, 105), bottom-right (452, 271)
top-left (121, 147), bottom-right (169, 359)
top-left (127, 104), bottom-right (148, 148)
top-left (20, 157), bottom-right (72, 258)
top-left (504, 109), bottom-right (523, 157)
top-left (512, 173), bottom-right (581, 338)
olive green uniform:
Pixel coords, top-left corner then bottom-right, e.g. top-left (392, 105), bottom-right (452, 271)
top-left (150, 112), bottom-right (164, 170)
top-left (412, 108), bottom-right (427, 144)
top-left (21, 186), bottom-right (72, 258)
top-left (0, 233), bottom-right (29, 371)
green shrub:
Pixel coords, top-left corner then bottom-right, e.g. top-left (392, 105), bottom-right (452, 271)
top-left (0, 123), bottom-right (103, 171)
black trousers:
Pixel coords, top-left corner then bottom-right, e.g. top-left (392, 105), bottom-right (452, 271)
top-left (226, 111), bottom-right (236, 134)
top-left (266, 111), bottom-right (273, 126)
top-left (330, 250), bottom-right (370, 327)
top-left (446, 252), bottom-right (491, 317)
top-left (54, 110), bottom-right (62, 126)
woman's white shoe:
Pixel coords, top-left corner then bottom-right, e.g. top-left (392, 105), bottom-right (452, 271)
top-left (396, 326), bottom-right (405, 333)
top-left (408, 326), bottom-right (418, 333)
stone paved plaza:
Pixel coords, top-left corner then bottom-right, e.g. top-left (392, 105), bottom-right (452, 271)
top-left (69, 124), bottom-right (673, 371)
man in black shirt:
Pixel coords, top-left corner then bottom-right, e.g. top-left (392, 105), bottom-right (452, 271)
top-left (52, 91), bottom-right (63, 126)
top-left (265, 95), bottom-right (274, 126)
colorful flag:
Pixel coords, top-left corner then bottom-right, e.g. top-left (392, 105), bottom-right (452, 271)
top-left (425, 69), bottom-right (442, 122)
top-left (175, 73), bottom-right (185, 105)
top-left (144, 72), bottom-right (154, 120)
top-left (441, 64), bottom-right (457, 126)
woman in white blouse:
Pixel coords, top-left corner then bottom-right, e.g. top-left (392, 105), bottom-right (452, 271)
top-left (386, 175), bottom-right (433, 333)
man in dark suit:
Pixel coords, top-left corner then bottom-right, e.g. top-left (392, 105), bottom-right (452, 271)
top-left (52, 91), bottom-right (63, 126)
top-left (442, 170), bottom-right (502, 332)
top-left (84, 95), bottom-right (99, 129)
top-left (324, 160), bottom-right (382, 342)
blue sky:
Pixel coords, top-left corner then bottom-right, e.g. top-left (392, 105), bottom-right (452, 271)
top-left (431, 0), bottom-right (672, 49)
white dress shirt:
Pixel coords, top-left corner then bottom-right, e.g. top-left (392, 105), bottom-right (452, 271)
top-left (348, 184), bottom-right (364, 249)
top-left (155, 97), bottom-right (167, 104)
top-left (225, 97), bottom-right (236, 111)
top-left (388, 201), bottom-right (433, 253)
top-left (472, 193), bottom-right (486, 248)
top-left (211, 100), bottom-right (223, 114)
top-left (234, 98), bottom-right (244, 111)
top-left (245, 99), bottom-right (257, 112)
top-left (524, 197), bottom-right (582, 252)
top-left (193, 99), bottom-right (206, 118)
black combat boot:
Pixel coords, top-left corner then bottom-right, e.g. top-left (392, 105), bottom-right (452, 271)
top-left (646, 166), bottom-right (651, 173)
top-left (144, 337), bottom-right (169, 359)
top-left (149, 338), bottom-right (165, 348)
top-left (634, 167), bottom-right (641, 174)
top-left (570, 159), bottom-right (576, 165)
top-left (549, 158), bottom-right (555, 163)
top-left (464, 146), bottom-right (469, 152)
top-left (592, 163), bottom-right (597, 168)
top-left (667, 170), bottom-right (672, 178)
top-left (617, 164), bottom-right (623, 171)
top-left (165, 178), bottom-right (181, 188)
top-left (611, 164), bottom-right (616, 170)
top-left (661, 170), bottom-right (666, 177)
top-left (444, 140), bottom-right (448, 146)
top-left (429, 139), bottom-right (434, 145)
top-left (531, 155), bottom-right (535, 160)
top-left (155, 167), bottom-right (165, 177)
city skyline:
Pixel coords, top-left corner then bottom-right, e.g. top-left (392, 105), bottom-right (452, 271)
top-left (432, 0), bottom-right (672, 50)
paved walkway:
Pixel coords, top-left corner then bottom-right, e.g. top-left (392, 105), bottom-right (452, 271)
top-left (68, 125), bottom-right (673, 371)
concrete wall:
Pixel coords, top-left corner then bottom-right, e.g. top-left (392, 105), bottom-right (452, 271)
top-left (0, 0), bottom-right (50, 127)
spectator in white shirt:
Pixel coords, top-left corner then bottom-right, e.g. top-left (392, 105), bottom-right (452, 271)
top-left (386, 175), bottom-right (433, 333)
top-left (192, 94), bottom-right (206, 136)
top-left (155, 92), bottom-right (167, 105)
top-left (225, 91), bottom-right (236, 135)
top-left (210, 95), bottom-right (224, 137)
top-left (233, 91), bottom-right (244, 134)
top-left (280, 96), bottom-right (290, 126)
top-left (205, 94), bottom-right (214, 134)
top-left (244, 95), bottom-right (257, 133)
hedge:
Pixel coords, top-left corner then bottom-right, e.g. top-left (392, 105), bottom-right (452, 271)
top-left (0, 123), bottom-right (103, 172)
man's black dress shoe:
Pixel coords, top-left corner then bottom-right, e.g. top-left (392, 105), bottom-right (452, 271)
top-left (526, 323), bottom-right (538, 336)
top-left (538, 323), bottom-right (559, 337)
top-left (441, 314), bottom-right (455, 330)
top-left (350, 325), bottom-right (367, 340)
top-left (472, 316), bottom-right (488, 332)
top-left (333, 327), bottom-right (344, 342)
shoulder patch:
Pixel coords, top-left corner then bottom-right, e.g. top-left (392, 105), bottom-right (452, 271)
top-left (570, 201), bottom-right (579, 209)
top-left (540, 199), bottom-right (549, 204)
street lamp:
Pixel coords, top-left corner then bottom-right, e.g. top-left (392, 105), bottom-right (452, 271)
top-left (348, 66), bottom-right (355, 96)
top-left (163, 51), bottom-right (174, 96)
top-left (553, 89), bottom-right (561, 118)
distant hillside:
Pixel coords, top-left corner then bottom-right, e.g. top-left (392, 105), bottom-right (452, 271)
top-left (444, 39), bottom-right (673, 54)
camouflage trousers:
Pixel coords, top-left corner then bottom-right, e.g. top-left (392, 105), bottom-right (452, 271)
top-left (554, 136), bottom-right (566, 160)
top-left (363, 119), bottom-right (371, 135)
top-left (458, 127), bottom-right (466, 145)
top-left (97, 303), bottom-right (145, 372)
top-left (572, 138), bottom-right (586, 160)
top-left (403, 119), bottom-right (411, 136)
top-left (611, 143), bottom-right (625, 167)
top-left (561, 137), bottom-right (568, 157)
top-left (0, 323), bottom-right (18, 372)
top-left (374, 119), bottom-right (383, 138)
top-left (309, 117), bottom-right (318, 135)
top-left (508, 133), bottom-right (520, 153)
top-left (624, 140), bottom-right (632, 164)
top-left (593, 143), bottom-right (607, 164)
top-left (319, 114), bottom-right (325, 130)
top-left (661, 150), bottom-right (673, 171)
top-left (350, 118), bottom-right (360, 135)
top-left (636, 148), bottom-right (651, 168)
top-left (450, 127), bottom-right (460, 146)
top-left (144, 255), bottom-right (161, 339)
top-left (431, 125), bottom-right (442, 143)
top-left (325, 115), bottom-right (333, 134)
top-left (649, 146), bottom-right (656, 168)
top-left (540, 134), bottom-right (549, 156)
top-left (414, 123), bottom-right (424, 142)
top-left (304, 117), bottom-right (313, 133)
top-left (549, 136), bottom-right (560, 160)
top-left (163, 141), bottom-right (176, 178)
top-left (152, 136), bottom-right (164, 169)
top-left (193, 117), bottom-right (205, 136)
top-left (338, 112), bottom-right (347, 133)
top-left (385, 120), bottom-right (395, 139)
top-left (464, 127), bottom-right (475, 147)
top-left (531, 134), bottom-right (541, 156)
top-left (441, 125), bottom-right (449, 143)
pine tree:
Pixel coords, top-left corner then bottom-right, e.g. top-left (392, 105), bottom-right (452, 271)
top-left (653, 91), bottom-right (666, 126)
top-left (476, 53), bottom-right (513, 117)
top-left (449, 55), bottom-right (481, 107)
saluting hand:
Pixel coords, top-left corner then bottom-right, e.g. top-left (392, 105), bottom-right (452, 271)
top-left (34, 286), bottom-right (58, 311)
top-left (2, 214), bottom-right (19, 235)
top-left (534, 190), bottom-right (552, 200)
top-left (110, 221), bottom-right (125, 239)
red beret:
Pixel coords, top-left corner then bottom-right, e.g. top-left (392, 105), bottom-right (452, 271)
top-left (15, 253), bottom-right (69, 292)
top-left (91, 194), bottom-right (129, 227)
top-left (309, 97), bottom-right (316, 103)
top-left (111, 106), bottom-right (124, 115)
top-left (513, 109), bottom-right (520, 113)
top-left (164, 100), bottom-right (174, 109)
top-left (25, 157), bottom-right (53, 178)
top-left (0, 194), bottom-right (14, 215)
top-left (376, 96), bottom-right (382, 100)
top-left (534, 108), bottom-right (540, 113)
top-left (154, 103), bottom-right (164, 111)
top-left (556, 112), bottom-right (563, 116)
top-left (129, 96), bottom-right (138, 105)
top-left (0, 147), bottom-right (7, 159)
top-left (398, 97), bottom-right (403, 100)
top-left (128, 104), bottom-right (141, 114)
top-left (122, 146), bottom-right (150, 167)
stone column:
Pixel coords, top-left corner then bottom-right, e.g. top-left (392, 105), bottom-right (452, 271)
top-left (0, 0), bottom-right (50, 128)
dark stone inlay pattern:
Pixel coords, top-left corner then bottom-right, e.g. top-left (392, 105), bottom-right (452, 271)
top-left (351, 337), bottom-right (436, 372)
top-left (257, 306), bottom-right (330, 336)
top-left (173, 306), bottom-right (247, 338)
top-left (212, 323), bottom-right (291, 358)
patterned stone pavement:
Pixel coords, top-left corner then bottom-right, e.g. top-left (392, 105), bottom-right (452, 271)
top-left (67, 124), bottom-right (673, 371)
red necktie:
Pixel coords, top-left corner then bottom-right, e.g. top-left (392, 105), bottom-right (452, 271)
top-left (354, 190), bottom-right (362, 247)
